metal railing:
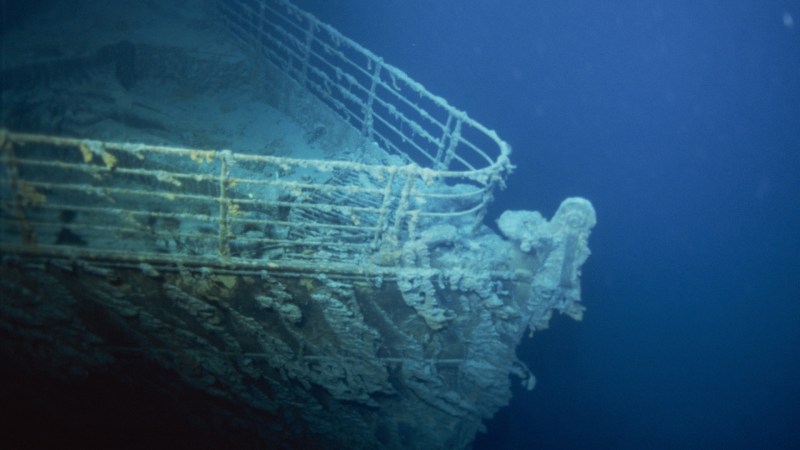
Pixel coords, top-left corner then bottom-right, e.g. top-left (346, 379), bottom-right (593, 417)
top-left (1, 0), bottom-right (514, 277)
top-left (0, 130), bottom-right (495, 276)
top-left (216, 0), bottom-right (511, 181)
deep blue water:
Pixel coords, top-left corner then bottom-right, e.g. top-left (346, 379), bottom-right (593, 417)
top-left (301, 1), bottom-right (800, 448)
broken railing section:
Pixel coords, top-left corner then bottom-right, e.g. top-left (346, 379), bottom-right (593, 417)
top-left (497, 197), bottom-right (597, 334)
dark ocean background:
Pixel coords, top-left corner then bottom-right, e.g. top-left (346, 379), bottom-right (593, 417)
top-left (300, 1), bottom-right (800, 449)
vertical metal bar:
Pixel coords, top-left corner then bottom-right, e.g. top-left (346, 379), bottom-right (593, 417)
top-left (300, 14), bottom-right (315, 88)
top-left (390, 167), bottom-right (416, 247)
top-left (362, 60), bottom-right (382, 139)
top-left (371, 167), bottom-right (397, 250)
top-left (433, 113), bottom-right (453, 169)
top-left (218, 150), bottom-right (232, 259)
top-left (443, 119), bottom-right (462, 171)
